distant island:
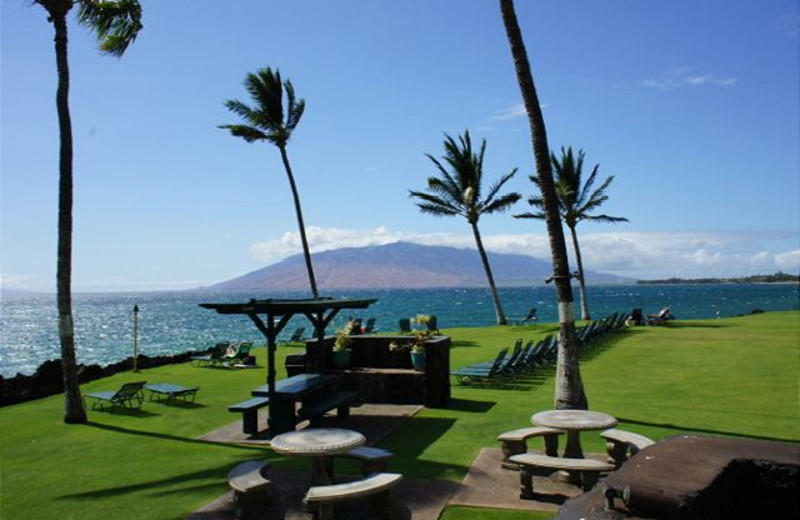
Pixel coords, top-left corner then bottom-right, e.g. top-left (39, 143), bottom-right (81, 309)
top-left (207, 241), bottom-right (633, 291)
top-left (636, 272), bottom-right (799, 285)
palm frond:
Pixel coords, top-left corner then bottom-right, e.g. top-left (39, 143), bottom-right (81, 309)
top-left (218, 124), bottom-right (268, 143)
top-left (482, 168), bottom-right (518, 207)
top-left (515, 210), bottom-right (546, 220)
top-left (408, 190), bottom-right (462, 217)
top-left (481, 192), bottom-right (522, 215)
top-left (284, 79), bottom-right (305, 132)
top-left (77, 0), bottom-right (143, 57)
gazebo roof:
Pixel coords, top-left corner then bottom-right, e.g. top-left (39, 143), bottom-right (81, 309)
top-left (199, 297), bottom-right (377, 316)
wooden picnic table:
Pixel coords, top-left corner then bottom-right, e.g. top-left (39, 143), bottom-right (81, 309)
top-left (251, 373), bottom-right (342, 435)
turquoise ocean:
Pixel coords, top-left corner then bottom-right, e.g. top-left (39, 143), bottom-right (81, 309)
top-left (1, 284), bottom-right (798, 378)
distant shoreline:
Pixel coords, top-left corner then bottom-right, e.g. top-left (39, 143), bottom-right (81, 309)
top-left (636, 273), bottom-right (799, 285)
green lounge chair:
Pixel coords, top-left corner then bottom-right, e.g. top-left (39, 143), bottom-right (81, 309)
top-left (191, 341), bottom-right (230, 366)
top-left (398, 318), bottom-right (412, 334)
top-left (219, 342), bottom-right (254, 367)
top-left (84, 381), bottom-right (146, 412)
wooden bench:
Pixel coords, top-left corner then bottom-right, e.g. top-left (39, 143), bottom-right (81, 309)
top-left (228, 396), bottom-right (270, 435)
top-left (303, 472), bottom-right (403, 520)
top-left (298, 390), bottom-right (359, 427)
top-left (497, 426), bottom-right (563, 468)
top-left (339, 446), bottom-right (394, 475)
top-left (227, 460), bottom-right (271, 520)
top-left (600, 428), bottom-right (655, 468)
top-left (509, 453), bottom-right (614, 498)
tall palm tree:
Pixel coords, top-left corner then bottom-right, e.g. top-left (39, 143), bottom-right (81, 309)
top-left (518, 147), bottom-right (628, 321)
top-left (34, 0), bottom-right (143, 424)
top-left (410, 131), bottom-right (520, 326)
top-left (220, 68), bottom-right (318, 299)
top-left (498, 0), bottom-right (587, 409)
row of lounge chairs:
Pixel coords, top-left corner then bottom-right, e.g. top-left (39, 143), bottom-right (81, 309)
top-left (191, 341), bottom-right (254, 367)
top-left (452, 312), bottom-right (629, 388)
top-left (83, 381), bottom-right (199, 412)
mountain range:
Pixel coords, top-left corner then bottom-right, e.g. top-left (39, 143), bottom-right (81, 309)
top-left (208, 242), bottom-right (632, 291)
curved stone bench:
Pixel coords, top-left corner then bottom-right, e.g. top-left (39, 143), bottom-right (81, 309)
top-left (339, 446), bottom-right (395, 475)
top-left (497, 426), bottom-right (563, 468)
top-left (303, 472), bottom-right (403, 520)
top-left (600, 428), bottom-right (655, 468)
top-left (227, 460), bottom-right (271, 520)
top-left (509, 453), bottom-right (614, 498)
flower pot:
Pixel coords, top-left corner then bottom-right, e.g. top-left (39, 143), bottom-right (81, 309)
top-left (332, 349), bottom-right (352, 368)
top-left (410, 350), bottom-right (426, 371)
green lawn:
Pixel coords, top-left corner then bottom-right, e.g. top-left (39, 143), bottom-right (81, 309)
top-left (1, 311), bottom-right (798, 520)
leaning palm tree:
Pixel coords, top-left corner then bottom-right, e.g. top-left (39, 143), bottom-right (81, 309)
top-left (220, 68), bottom-right (318, 299)
top-left (410, 131), bottom-right (520, 325)
top-left (33, 0), bottom-right (143, 424)
top-left (498, 0), bottom-right (587, 409)
top-left (518, 147), bottom-right (628, 321)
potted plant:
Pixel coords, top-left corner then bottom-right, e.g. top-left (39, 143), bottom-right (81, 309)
top-left (332, 320), bottom-right (355, 368)
top-left (390, 330), bottom-right (430, 371)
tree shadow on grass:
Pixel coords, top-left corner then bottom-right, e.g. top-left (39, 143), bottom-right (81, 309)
top-left (382, 416), bottom-right (470, 479)
top-left (83, 421), bottom-right (265, 451)
top-left (446, 397), bottom-right (496, 413)
top-left (450, 339), bottom-right (481, 349)
top-left (615, 416), bottom-right (800, 444)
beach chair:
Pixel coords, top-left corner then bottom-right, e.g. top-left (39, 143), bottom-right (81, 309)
top-left (191, 341), bottom-right (229, 367)
top-left (84, 381), bottom-right (146, 412)
top-left (280, 327), bottom-right (305, 345)
top-left (363, 317), bottom-right (377, 334)
top-left (451, 347), bottom-right (509, 386)
top-left (627, 308), bottom-right (645, 326)
top-left (647, 307), bottom-right (674, 326)
top-left (220, 342), bottom-right (254, 366)
top-left (516, 307), bottom-right (538, 325)
top-left (398, 318), bottom-right (412, 334)
top-left (426, 315), bottom-right (440, 334)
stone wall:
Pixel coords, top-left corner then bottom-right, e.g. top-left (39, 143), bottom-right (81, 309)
top-left (303, 334), bottom-right (451, 408)
top-left (0, 349), bottom-right (211, 407)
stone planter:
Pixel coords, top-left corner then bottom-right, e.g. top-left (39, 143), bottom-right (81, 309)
top-left (410, 350), bottom-right (426, 371)
top-left (332, 349), bottom-right (352, 368)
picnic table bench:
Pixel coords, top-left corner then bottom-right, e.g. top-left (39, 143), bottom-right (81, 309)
top-left (298, 389), bottom-right (359, 427)
top-left (227, 460), bottom-right (271, 520)
top-left (303, 472), bottom-right (402, 520)
top-left (509, 453), bottom-right (614, 497)
top-left (228, 396), bottom-right (270, 435)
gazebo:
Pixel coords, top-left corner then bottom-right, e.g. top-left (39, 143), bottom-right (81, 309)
top-left (199, 297), bottom-right (376, 429)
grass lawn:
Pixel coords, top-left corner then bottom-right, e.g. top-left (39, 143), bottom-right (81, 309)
top-left (1, 311), bottom-right (797, 519)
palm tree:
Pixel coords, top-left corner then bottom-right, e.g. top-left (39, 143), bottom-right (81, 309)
top-left (518, 147), bottom-right (628, 321)
top-left (410, 131), bottom-right (520, 326)
top-left (220, 68), bottom-right (318, 299)
top-left (498, 0), bottom-right (587, 409)
top-left (34, 0), bottom-right (143, 424)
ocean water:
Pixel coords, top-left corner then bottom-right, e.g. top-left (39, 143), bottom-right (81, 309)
top-left (1, 284), bottom-right (797, 378)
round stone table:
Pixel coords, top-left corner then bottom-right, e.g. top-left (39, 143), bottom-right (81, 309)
top-left (532, 410), bottom-right (618, 459)
top-left (270, 428), bottom-right (366, 485)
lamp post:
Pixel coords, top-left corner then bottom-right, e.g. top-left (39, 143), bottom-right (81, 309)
top-left (133, 305), bottom-right (140, 372)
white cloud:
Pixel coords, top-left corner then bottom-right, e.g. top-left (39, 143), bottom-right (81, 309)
top-left (492, 103), bottom-right (527, 121)
top-left (250, 227), bottom-right (800, 279)
top-left (641, 67), bottom-right (737, 90)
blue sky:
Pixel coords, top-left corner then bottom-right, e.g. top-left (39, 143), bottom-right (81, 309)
top-left (2, 0), bottom-right (798, 292)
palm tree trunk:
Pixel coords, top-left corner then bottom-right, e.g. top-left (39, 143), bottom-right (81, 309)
top-left (52, 8), bottom-right (87, 424)
top-left (569, 225), bottom-right (591, 321)
top-left (498, 0), bottom-right (587, 410)
top-left (470, 222), bottom-right (508, 325)
top-left (278, 145), bottom-right (319, 299)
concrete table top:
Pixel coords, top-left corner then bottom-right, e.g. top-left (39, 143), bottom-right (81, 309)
top-left (532, 410), bottom-right (618, 432)
top-left (270, 428), bottom-right (366, 456)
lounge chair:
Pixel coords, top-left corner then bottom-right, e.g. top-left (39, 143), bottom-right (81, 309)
top-left (84, 381), bottom-right (146, 412)
top-left (627, 308), bottom-right (645, 326)
top-left (191, 341), bottom-right (230, 366)
top-left (363, 318), bottom-right (377, 334)
top-left (218, 342), bottom-right (254, 367)
top-left (647, 307), bottom-right (674, 326)
top-left (398, 318), bottom-right (412, 334)
top-left (426, 315), bottom-right (440, 334)
top-left (451, 347), bottom-right (509, 387)
top-left (515, 307), bottom-right (538, 325)
top-left (279, 327), bottom-right (305, 345)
